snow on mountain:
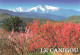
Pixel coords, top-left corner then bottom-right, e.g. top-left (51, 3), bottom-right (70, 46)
top-left (16, 7), bottom-right (23, 12)
top-left (8, 7), bottom-right (24, 12)
top-left (8, 9), bottom-right (16, 12)
top-left (26, 5), bottom-right (46, 12)
top-left (26, 7), bottom-right (37, 12)
top-left (38, 5), bottom-right (46, 12)
top-left (0, 9), bottom-right (67, 21)
top-left (26, 5), bottom-right (59, 12)
top-left (8, 5), bottom-right (60, 12)
top-left (7, 5), bottom-right (80, 17)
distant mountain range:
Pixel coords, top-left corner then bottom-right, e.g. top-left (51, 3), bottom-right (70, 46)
top-left (0, 5), bottom-right (80, 21)
top-left (8, 5), bottom-right (80, 17)
top-left (0, 9), bottom-right (67, 21)
top-left (25, 5), bottom-right (80, 17)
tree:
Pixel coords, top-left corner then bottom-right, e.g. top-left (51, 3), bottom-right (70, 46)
top-left (2, 16), bottom-right (22, 32)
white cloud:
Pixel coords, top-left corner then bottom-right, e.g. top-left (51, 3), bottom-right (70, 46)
top-left (45, 5), bottom-right (60, 12)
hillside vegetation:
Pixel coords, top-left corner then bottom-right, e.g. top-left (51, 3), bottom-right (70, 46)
top-left (0, 13), bottom-right (54, 29)
top-left (0, 13), bottom-right (52, 22)
top-left (0, 13), bottom-right (80, 24)
top-left (0, 13), bottom-right (80, 55)
top-left (63, 16), bottom-right (80, 23)
top-left (0, 13), bottom-right (11, 20)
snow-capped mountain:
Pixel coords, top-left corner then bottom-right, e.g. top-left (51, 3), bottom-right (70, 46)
top-left (8, 5), bottom-right (60, 13)
top-left (26, 5), bottom-right (46, 12)
top-left (25, 5), bottom-right (58, 13)
top-left (0, 9), bottom-right (67, 21)
top-left (0, 6), bottom-right (80, 21)
top-left (8, 7), bottom-right (23, 12)
top-left (26, 5), bottom-right (60, 13)
top-left (25, 5), bottom-right (80, 17)
top-left (8, 5), bottom-right (80, 17)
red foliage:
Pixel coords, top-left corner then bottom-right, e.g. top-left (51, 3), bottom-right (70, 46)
top-left (28, 21), bottom-right (80, 51)
top-left (7, 20), bottom-right (80, 52)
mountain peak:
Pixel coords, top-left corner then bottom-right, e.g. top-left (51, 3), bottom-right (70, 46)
top-left (37, 5), bottom-right (46, 12)
top-left (26, 5), bottom-right (60, 13)
top-left (7, 5), bottom-right (60, 13)
top-left (26, 5), bottom-right (46, 12)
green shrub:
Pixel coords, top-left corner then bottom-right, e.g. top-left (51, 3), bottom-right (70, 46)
top-left (2, 16), bottom-right (22, 32)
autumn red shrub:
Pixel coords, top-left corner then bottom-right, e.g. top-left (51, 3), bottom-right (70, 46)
top-left (1, 20), bottom-right (80, 54)
top-left (28, 21), bottom-right (80, 51)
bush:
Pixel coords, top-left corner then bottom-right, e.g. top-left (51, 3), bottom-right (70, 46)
top-left (28, 21), bottom-right (80, 50)
top-left (2, 16), bottom-right (22, 32)
top-left (0, 20), bottom-right (80, 55)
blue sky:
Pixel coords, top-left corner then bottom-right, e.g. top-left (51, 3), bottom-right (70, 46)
top-left (0, 0), bottom-right (80, 11)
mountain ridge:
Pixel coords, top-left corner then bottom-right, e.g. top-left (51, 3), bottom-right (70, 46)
top-left (0, 9), bottom-right (67, 21)
top-left (7, 5), bottom-right (80, 17)
top-left (3, 5), bottom-right (80, 17)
